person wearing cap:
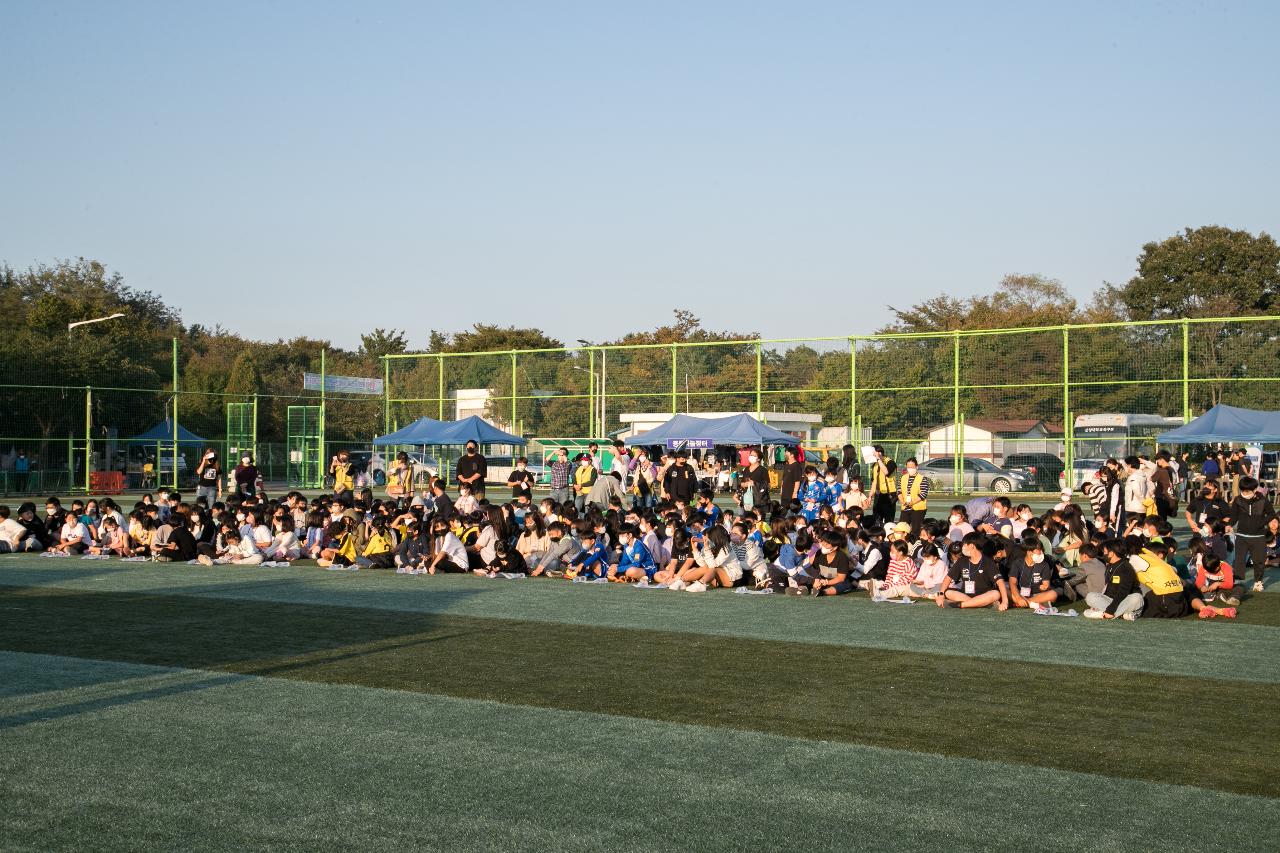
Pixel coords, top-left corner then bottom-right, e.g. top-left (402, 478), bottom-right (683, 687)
top-left (12, 502), bottom-right (49, 551)
top-left (895, 457), bottom-right (928, 538)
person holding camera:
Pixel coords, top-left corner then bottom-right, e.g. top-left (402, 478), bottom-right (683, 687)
top-left (329, 450), bottom-right (353, 499)
top-left (195, 448), bottom-right (222, 506)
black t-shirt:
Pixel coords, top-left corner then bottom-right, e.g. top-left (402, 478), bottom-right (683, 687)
top-left (167, 527), bottom-right (198, 561)
top-left (1188, 495), bottom-right (1229, 525)
top-left (1011, 559), bottom-right (1054, 596)
top-left (664, 465), bottom-right (697, 502)
top-left (199, 461), bottom-right (220, 483)
top-left (508, 469), bottom-right (534, 499)
top-left (813, 548), bottom-right (851, 580)
top-left (947, 556), bottom-right (1002, 595)
top-left (746, 465), bottom-right (770, 495)
top-left (455, 454), bottom-right (487, 488)
top-left (779, 461), bottom-right (806, 503)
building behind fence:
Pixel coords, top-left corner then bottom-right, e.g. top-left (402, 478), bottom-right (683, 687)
top-left (1, 316), bottom-right (1276, 496)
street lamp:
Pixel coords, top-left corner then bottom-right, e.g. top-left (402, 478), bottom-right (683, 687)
top-left (68, 312), bottom-right (125, 335)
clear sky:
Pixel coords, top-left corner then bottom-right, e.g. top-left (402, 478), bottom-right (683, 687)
top-left (3, 1), bottom-right (1277, 350)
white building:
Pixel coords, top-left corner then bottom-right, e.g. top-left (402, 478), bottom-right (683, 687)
top-left (618, 411), bottom-right (823, 443)
top-left (450, 389), bottom-right (512, 431)
top-left (923, 418), bottom-right (1063, 462)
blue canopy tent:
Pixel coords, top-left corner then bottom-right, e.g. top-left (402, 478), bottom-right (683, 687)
top-left (622, 413), bottom-right (801, 448)
top-left (1157, 404), bottom-right (1280, 444)
top-left (128, 420), bottom-right (208, 446)
top-left (372, 415), bottom-right (526, 447)
top-left (370, 417), bottom-right (448, 446)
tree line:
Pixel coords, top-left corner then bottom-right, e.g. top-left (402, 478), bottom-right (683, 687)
top-left (2, 225), bottom-right (1278, 448)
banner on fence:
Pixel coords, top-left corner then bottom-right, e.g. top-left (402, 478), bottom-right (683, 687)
top-left (302, 373), bottom-right (384, 395)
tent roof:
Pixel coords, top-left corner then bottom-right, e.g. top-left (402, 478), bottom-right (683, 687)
top-left (371, 416), bottom-right (447, 446)
top-left (128, 420), bottom-right (208, 445)
top-left (623, 413), bottom-right (801, 447)
top-left (1156, 404), bottom-right (1280, 444)
top-left (373, 415), bottom-right (525, 446)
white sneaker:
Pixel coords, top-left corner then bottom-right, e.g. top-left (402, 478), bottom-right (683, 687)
top-left (1253, 581), bottom-right (1265, 593)
top-left (865, 578), bottom-right (879, 598)
top-left (1121, 611), bottom-right (1138, 621)
top-left (197, 554), bottom-right (213, 567)
top-left (1082, 608), bottom-right (1104, 619)
top-left (686, 581), bottom-right (707, 593)
top-left (668, 579), bottom-right (686, 591)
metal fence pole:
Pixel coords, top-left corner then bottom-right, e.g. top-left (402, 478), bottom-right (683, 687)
top-left (952, 332), bottom-right (961, 491)
top-left (171, 337), bottom-right (179, 489)
top-left (383, 357), bottom-right (390, 434)
top-left (670, 345), bottom-right (677, 416)
top-left (319, 347), bottom-right (327, 461)
top-left (1062, 326), bottom-right (1072, 490)
top-left (84, 385), bottom-right (91, 493)
top-left (511, 352), bottom-right (518, 433)
top-left (755, 342), bottom-right (763, 418)
top-left (849, 337), bottom-right (857, 443)
top-left (437, 355), bottom-right (444, 420)
top-left (1181, 319), bottom-right (1190, 422)
top-left (587, 349), bottom-right (595, 437)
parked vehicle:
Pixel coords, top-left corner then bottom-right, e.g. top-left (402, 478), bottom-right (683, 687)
top-left (917, 457), bottom-right (1031, 493)
top-left (1065, 458), bottom-right (1107, 491)
top-left (1001, 452), bottom-right (1065, 492)
top-left (341, 450), bottom-right (438, 488)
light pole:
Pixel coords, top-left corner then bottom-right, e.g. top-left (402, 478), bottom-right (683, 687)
top-left (67, 312), bottom-right (125, 335)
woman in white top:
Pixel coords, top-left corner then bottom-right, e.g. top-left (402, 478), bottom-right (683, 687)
top-left (269, 515), bottom-right (301, 561)
top-left (515, 512), bottom-right (549, 564)
top-left (427, 520), bottom-right (469, 574)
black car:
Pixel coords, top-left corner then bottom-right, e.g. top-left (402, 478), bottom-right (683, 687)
top-left (1001, 452), bottom-right (1065, 491)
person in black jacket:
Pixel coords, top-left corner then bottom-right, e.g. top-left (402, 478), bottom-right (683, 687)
top-left (1224, 477), bottom-right (1278, 593)
top-left (662, 453), bottom-right (697, 505)
top-left (1084, 539), bottom-right (1144, 620)
top-left (156, 510), bottom-right (199, 562)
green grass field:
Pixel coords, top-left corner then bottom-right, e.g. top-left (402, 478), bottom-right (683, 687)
top-left (3, 555), bottom-right (1279, 851)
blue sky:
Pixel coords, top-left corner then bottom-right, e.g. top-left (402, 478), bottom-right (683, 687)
top-left (3, 1), bottom-right (1277, 350)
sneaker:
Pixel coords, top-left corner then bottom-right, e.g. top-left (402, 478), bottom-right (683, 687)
top-left (784, 586), bottom-right (806, 596)
top-left (1082, 608), bottom-right (1105, 619)
top-left (1121, 611), bottom-right (1138, 621)
top-left (1252, 581), bottom-right (1265, 593)
top-left (686, 581), bottom-right (707, 593)
top-left (865, 578), bottom-right (878, 598)
top-left (1218, 592), bottom-right (1241, 607)
top-left (197, 554), bottom-right (213, 567)
top-left (668, 579), bottom-right (686, 591)
top-left (564, 568), bottom-right (580, 580)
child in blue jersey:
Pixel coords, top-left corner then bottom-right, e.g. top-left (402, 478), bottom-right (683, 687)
top-left (565, 527), bottom-right (609, 580)
top-left (822, 471), bottom-right (844, 510)
top-left (611, 523), bottom-right (658, 582)
top-left (798, 466), bottom-right (826, 521)
top-left (696, 490), bottom-right (721, 527)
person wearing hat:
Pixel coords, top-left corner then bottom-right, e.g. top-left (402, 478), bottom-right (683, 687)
top-left (12, 502), bottom-right (49, 551)
top-left (895, 457), bottom-right (929, 538)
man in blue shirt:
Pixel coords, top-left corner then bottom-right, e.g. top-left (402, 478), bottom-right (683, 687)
top-left (612, 523), bottom-right (658, 582)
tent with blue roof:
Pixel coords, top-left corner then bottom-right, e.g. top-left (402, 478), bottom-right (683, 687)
top-left (623, 413), bottom-right (800, 448)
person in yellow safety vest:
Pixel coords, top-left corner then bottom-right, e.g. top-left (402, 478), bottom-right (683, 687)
top-left (896, 456), bottom-right (930, 538)
top-left (1126, 536), bottom-right (1233, 619)
top-left (868, 445), bottom-right (897, 527)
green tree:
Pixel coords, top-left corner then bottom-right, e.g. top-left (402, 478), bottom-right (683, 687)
top-left (358, 328), bottom-right (408, 360)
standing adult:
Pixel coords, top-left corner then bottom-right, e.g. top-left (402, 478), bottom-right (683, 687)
top-left (778, 446), bottom-right (806, 510)
top-left (868, 445), bottom-right (897, 527)
top-left (741, 448), bottom-right (770, 511)
top-left (547, 447), bottom-right (572, 507)
top-left (195, 448), bottom-right (222, 507)
top-left (455, 441), bottom-right (487, 499)
top-left (234, 454), bottom-right (260, 499)
top-left (14, 449), bottom-right (30, 493)
top-left (896, 457), bottom-right (929, 538)
top-left (507, 456), bottom-right (535, 502)
top-left (1150, 451), bottom-right (1177, 520)
top-left (663, 452), bottom-right (698, 506)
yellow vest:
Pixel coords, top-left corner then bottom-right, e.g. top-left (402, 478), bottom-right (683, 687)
top-left (872, 462), bottom-right (893, 493)
top-left (897, 473), bottom-right (927, 511)
top-left (1132, 550), bottom-right (1184, 596)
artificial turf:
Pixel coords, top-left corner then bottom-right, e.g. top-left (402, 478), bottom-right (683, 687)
top-left (4, 651), bottom-right (1280, 853)
top-left (2, 582), bottom-right (1278, 797)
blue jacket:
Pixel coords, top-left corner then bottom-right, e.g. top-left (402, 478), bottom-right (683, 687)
top-left (618, 541), bottom-right (657, 574)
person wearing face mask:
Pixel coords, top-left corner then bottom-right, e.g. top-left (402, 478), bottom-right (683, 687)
top-left (741, 449), bottom-right (770, 511)
top-left (895, 457), bottom-right (929, 538)
top-left (195, 448), bottom-right (222, 507)
top-left (788, 531), bottom-right (854, 597)
top-left (234, 454), bottom-right (260, 498)
top-left (868, 445), bottom-right (897, 528)
top-left (798, 466), bottom-right (826, 522)
top-left (1223, 476), bottom-right (1278, 593)
top-left (547, 448), bottom-right (573, 506)
top-left (936, 532), bottom-right (1008, 610)
top-left (1008, 534), bottom-right (1060, 612)
top-left (906, 543), bottom-right (948, 598)
top-left (455, 441), bottom-right (487, 499)
top-left (946, 505), bottom-right (975, 542)
top-left (506, 456), bottom-right (535, 502)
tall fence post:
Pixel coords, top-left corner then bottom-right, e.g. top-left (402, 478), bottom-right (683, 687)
top-left (755, 341), bottom-right (763, 418)
top-left (382, 356), bottom-right (390, 434)
top-left (319, 346), bottom-right (327, 461)
top-left (84, 385), bottom-right (92, 493)
top-left (1181, 318), bottom-right (1190, 422)
top-left (511, 352), bottom-right (518, 433)
top-left (437, 355), bottom-right (444, 420)
top-left (848, 337), bottom-right (857, 443)
top-left (171, 336), bottom-right (179, 490)
top-left (587, 348), bottom-right (595, 437)
top-left (952, 332), bottom-right (961, 492)
top-left (670, 345), bottom-right (677, 416)
top-left (1062, 326), bottom-right (1072, 490)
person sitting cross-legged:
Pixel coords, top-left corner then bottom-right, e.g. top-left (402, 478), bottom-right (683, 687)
top-left (936, 532), bottom-right (1008, 610)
